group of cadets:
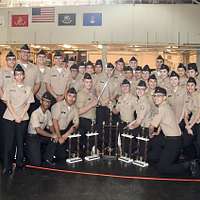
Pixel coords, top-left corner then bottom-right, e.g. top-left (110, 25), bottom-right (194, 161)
top-left (0, 44), bottom-right (200, 176)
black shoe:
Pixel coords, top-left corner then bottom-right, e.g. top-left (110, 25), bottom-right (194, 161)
top-left (44, 159), bottom-right (56, 167)
top-left (2, 168), bottom-right (13, 176)
top-left (190, 159), bottom-right (200, 177)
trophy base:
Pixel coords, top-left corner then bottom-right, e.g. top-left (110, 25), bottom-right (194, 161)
top-left (101, 154), bottom-right (116, 160)
top-left (132, 159), bottom-right (149, 167)
top-left (118, 156), bottom-right (133, 163)
top-left (66, 157), bottom-right (82, 164)
top-left (84, 155), bottom-right (100, 162)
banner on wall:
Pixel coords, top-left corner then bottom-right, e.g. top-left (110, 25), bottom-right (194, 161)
top-left (0, 16), bottom-right (5, 27)
top-left (11, 15), bottom-right (28, 27)
top-left (32, 7), bottom-right (55, 23)
top-left (83, 13), bottom-right (102, 26)
top-left (58, 14), bottom-right (76, 26)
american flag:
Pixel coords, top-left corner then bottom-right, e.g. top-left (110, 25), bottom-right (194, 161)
top-left (32, 7), bottom-right (55, 23)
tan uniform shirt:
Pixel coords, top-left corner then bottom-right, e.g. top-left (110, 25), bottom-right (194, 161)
top-left (76, 88), bottom-right (96, 120)
top-left (36, 66), bottom-right (50, 99)
top-left (67, 75), bottom-right (83, 93)
top-left (44, 65), bottom-right (69, 96)
top-left (18, 61), bottom-right (41, 89)
top-left (168, 85), bottom-right (186, 123)
top-left (0, 67), bottom-right (14, 91)
top-left (135, 95), bottom-right (152, 128)
top-left (28, 107), bottom-right (53, 134)
top-left (95, 76), bottom-right (119, 107)
top-left (2, 82), bottom-right (34, 121)
top-left (179, 77), bottom-right (187, 87)
top-left (146, 88), bottom-right (158, 118)
top-left (115, 93), bottom-right (137, 123)
top-left (151, 101), bottom-right (181, 136)
top-left (51, 100), bottom-right (79, 130)
top-left (184, 91), bottom-right (200, 124)
top-left (157, 77), bottom-right (171, 95)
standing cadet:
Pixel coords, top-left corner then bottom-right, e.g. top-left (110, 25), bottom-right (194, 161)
top-left (129, 56), bottom-right (138, 72)
top-left (35, 49), bottom-right (50, 108)
top-left (26, 92), bottom-right (58, 166)
top-left (18, 44), bottom-right (41, 114)
top-left (2, 64), bottom-right (34, 175)
top-left (113, 58), bottom-right (125, 84)
top-left (157, 64), bottom-right (171, 94)
top-left (94, 59), bottom-right (103, 75)
top-left (51, 88), bottom-right (79, 161)
top-left (0, 50), bottom-right (16, 162)
top-left (177, 63), bottom-right (187, 87)
top-left (146, 74), bottom-right (158, 119)
top-left (148, 87), bottom-right (200, 176)
top-left (128, 80), bottom-right (151, 135)
top-left (113, 79), bottom-right (137, 129)
top-left (113, 79), bottom-right (137, 154)
top-left (124, 66), bottom-right (136, 95)
top-left (142, 65), bottom-right (151, 84)
top-left (67, 64), bottom-right (82, 92)
top-left (168, 71), bottom-right (186, 124)
top-left (95, 63), bottom-right (120, 133)
top-left (76, 73), bottom-right (98, 156)
top-left (45, 50), bottom-right (69, 105)
top-left (187, 63), bottom-right (200, 91)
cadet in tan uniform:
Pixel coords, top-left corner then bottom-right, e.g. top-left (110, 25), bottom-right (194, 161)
top-left (76, 73), bottom-right (98, 155)
top-left (113, 79), bottom-right (137, 126)
top-left (113, 58), bottom-right (125, 84)
top-left (78, 61), bottom-right (86, 77)
top-left (157, 64), bottom-right (171, 94)
top-left (182, 77), bottom-right (200, 159)
top-left (148, 86), bottom-right (200, 176)
top-left (124, 66), bottom-right (136, 95)
top-left (35, 49), bottom-right (50, 108)
top-left (95, 63), bottom-right (120, 134)
top-left (2, 64), bottom-right (34, 175)
top-left (128, 80), bottom-right (151, 136)
top-left (142, 65), bottom-right (151, 84)
top-left (152, 55), bottom-right (164, 76)
top-left (94, 59), bottom-right (103, 75)
top-left (0, 51), bottom-right (16, 162)
top-left (26, 92), bottom-right (58, 166)
top-left (129, 56), bottom-right (138, 72)
top-left (18, 44), bottom-right (41, 114)
top-left (51, 88), bottom-right (79, 161)
top-left (45, 50), bottom-right (69, 104)
top-left (177, 63), bottom-right (187, 87)
top-left (134, 66), bottom-right (143, 83)
top-left (67, 64), bottom-right (81, 91)
top-left (187, 63), bottom-right (200, 91)
top-left (146, 74), bottom-right (158, 119)
top-left (168, 71), bottom-right (186, 124)
top-left (85, 61), bottom-right (95, 75)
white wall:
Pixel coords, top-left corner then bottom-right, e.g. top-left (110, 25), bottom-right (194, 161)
top-left (0, 4), bottom-right (200, 44)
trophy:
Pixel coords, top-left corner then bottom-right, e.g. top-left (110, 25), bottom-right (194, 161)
top-left (118, 127), bottom-right (134, 163)
top-left (66, 131), bottom-right (82, 164)
top-left (132, 127), bottom-right (149, 167)
top-left (84, 120), bottom-right (100, 162)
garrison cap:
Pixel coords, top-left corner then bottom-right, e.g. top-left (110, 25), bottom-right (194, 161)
top-left (42, 92), bottom-right (52, 102)
top-left (170, 71), bottom-right (179, 79)
top-left (160, 64), bottom-right (170, 72)
top-left (177, 63), bottom-right (186, 71)
top-left (187, 77), bottom-right (197, 85)
top-left (154, 86), bottom-right (167, 96)
top-left (20, 44), bottom-right (30, 51)
top-left (121, 79), bottom-right (130, 85)
top-left (14, 64), bottom-right (25, 74)
top-left (137, 80), bottom-right (147, 88)
top-left (188, 63), bottom-right (198, 72)
top-left (83, 73), bottom-right (92, 80)
top-left (6, 50), bottom-right (16, 58)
